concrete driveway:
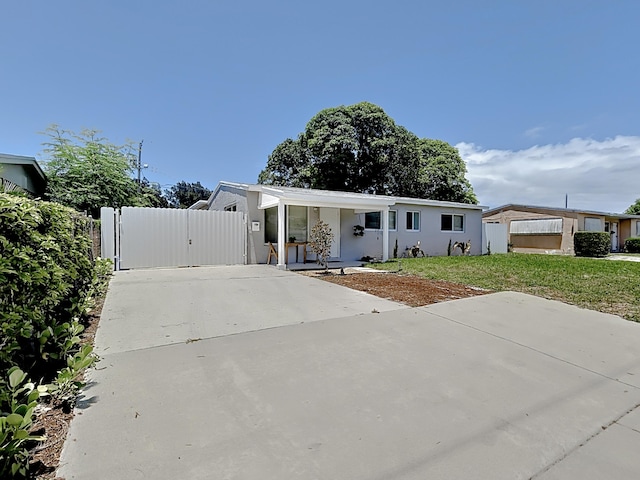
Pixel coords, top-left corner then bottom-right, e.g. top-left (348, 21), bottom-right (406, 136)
top-left (59, 265), bottom-right (640, 479)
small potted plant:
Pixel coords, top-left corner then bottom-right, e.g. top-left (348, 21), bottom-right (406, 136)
top-left (353, 225), bottom-right (365, 237)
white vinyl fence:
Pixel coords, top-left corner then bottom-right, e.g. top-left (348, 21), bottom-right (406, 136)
top-left (101, 207), bottom-right (246, 270)
top-left (482, 223), bottom-right (508, 254)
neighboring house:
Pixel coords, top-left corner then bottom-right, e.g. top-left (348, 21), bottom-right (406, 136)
top-left (207, 181), bottom-right (485, 268)
top-left (483, 204), bottom-right (640, 254)
top-left (0, 153), bottom-right (47, 197)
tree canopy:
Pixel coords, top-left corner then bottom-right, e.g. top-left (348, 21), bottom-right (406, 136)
top-left (42, 126), bottom-right (142, 217)
top-left (625, 198), bottom-right (640, 215)
top-left (164, 181), bottom-right (212, 209)
top-left (42, 126), bottom-right (172, 217)
top-left (258, 102), bottom-right (477, 204)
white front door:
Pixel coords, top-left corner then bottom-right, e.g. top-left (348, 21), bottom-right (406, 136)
top-left (611, 222), bottom-right (619, 251)
top-left (319, 207), bottom-right (340, 258)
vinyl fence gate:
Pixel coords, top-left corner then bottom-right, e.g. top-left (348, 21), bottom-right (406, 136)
top-left (101, 207), bottom-right (247, 270)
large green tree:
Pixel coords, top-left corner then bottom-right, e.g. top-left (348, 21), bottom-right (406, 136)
top-left (257, 102), bottom-right (477, 203)
top-left (42, 126), bottom-right (142, 217)
top-left (416, 138), bottom-right (477, 203)
top-left (164, 181), bottom-right (212, 209)
top-left (625, 198), bottom-right (640, 215)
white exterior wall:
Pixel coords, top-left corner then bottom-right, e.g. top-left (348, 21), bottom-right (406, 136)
top-left (210, 184), bottom-right (484, 263)
top-left (340, 204), bottom-right (483, 260)
top-left (340, 209), bottom-right (385, 261)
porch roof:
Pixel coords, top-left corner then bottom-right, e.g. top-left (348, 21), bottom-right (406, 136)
top-left (219, 181), bottom-right (486, 211)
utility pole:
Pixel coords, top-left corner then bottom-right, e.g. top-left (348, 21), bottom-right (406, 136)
top-left (137, 140), bottom-right (144, 192)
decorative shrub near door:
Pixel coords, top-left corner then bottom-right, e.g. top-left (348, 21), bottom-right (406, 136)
top-left (625, 237), bottom-right (640, 253)
top-left (573, 231), bottom-right (610, 257)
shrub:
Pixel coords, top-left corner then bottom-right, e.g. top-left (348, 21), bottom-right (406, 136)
top-left (624, 237), bottom-right (640, 253)
top-left (0, 368), bottom-right (47, 478)
top-left (0, 194), bottom-right (94, 382)
top-left (308, 220), bottom-right (334, 271)
top-left (0, 194), bottom-right (106, 476)
top-left (574, 231), bottom-right (610, 257)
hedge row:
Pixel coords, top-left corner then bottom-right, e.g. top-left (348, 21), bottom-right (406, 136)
top-left (0, 194), bottom-right (110, 477)
top-left (625, 237), bottom-right (640, 253)
top-left (573, 231), bottom-right (610, 257)
top-left (0, 194), bottom-right (95, 388)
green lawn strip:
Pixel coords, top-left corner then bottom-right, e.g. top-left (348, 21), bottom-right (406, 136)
top-left (371, 254), bottom-right (640, 322)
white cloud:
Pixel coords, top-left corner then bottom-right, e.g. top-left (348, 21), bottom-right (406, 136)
top-left (524, 126), bottom-right (545, 138)
top-left (458, 136), bottom-right (640, 213)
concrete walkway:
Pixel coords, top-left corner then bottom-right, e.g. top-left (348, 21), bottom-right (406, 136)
top-left (58, 265), bottom-right (640, 479)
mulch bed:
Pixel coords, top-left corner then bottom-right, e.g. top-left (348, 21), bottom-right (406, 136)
top-left (301, 269), bottom-right (490, 306)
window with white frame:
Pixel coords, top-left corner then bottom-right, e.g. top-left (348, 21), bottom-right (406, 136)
top-left (441, 214), bottom-right (464, 232)
top-left (287, 205), bottom-right (308, 242)
top-left (264, 207), bottom-right (278, 244)
top-left (636, 221), bottom-right (640, 237)
top-left (406, 211), bottom-right (420, 231)
top-left (224, 203), bottom-right (237, 212)
top-left (389, 210), bottom-right (397, 231)
top-left (364, 211), bottom-right (397, 230)
top-left (364, 212), bottom-right (381, 230)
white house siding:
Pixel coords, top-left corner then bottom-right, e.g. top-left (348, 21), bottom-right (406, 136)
top-left (340, 209), bottom-right (385, 261)
top-left (209, 183), bottom-right (485, 264)
top-left (407, 205), bottom-right (483, 257)
top-left (340, 204), bottom-right (483, 260)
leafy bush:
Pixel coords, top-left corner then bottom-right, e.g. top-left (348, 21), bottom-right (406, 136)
top-left (0, 194), bottom-right (94, 383)
top-left (625, 237), bottom-right (640, 253)
top-left (574, 231), bottom-right (610, 257)
top-left (47, 344), bottom-right (96, 406)
top-left (0, 368), bottom-right (47, 478)
top-left (0, 194), bottom-right (107, 476)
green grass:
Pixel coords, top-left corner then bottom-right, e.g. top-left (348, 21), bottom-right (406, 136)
top-left (371, 253), bottom-right (640, 322)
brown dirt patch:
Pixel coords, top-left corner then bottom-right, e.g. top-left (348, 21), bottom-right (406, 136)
top-left (301, 269), bottom-right (490, 306)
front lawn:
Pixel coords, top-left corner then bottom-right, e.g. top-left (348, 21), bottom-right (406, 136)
top-left (370, 254), bottom-right (640, 322)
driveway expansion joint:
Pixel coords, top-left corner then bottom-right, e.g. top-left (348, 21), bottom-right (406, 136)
top-left (529, 403), bottom-right (640, 479)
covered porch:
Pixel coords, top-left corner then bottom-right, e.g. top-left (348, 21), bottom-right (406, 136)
top-left (253, 185), bottom-right (393, 270)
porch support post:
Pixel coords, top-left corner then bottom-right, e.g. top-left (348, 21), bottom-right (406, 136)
top-left (277, 201), bottom-right (286, 269)
top-left (382, 207), bottom-right (389, 262)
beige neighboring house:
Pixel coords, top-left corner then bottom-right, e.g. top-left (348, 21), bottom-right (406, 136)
top-left (483, 204), bottom-right (640, 254)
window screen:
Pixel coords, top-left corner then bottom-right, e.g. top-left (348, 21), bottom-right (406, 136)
top-left (265, 207), bottom-right (278, 244)
top-left (441, 214), bottom-right (463, 232)
top-left (365, 212), bottom-right (381, 229)
top-left (407, 211), bottom-right (420, 231)
top-left (287, 206), bottom-right (307, 242)
top-left (584, 217), bottom-right (602, 232)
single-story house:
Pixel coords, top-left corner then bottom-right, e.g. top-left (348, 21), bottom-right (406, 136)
top-left (0, 153), bottom-right (47, 197)
top-left (207, 181), bottom-right (485, 268)
top-left (483, 204), bottom-right (640, 254)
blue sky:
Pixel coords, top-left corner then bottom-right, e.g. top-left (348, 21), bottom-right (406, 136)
top-left (2, 1), bottom-right (639, 212)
